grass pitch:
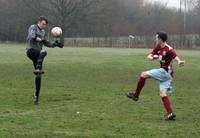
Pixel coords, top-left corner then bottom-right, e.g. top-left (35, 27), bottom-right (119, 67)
top-left (0, 43), bottom-right (200, 138)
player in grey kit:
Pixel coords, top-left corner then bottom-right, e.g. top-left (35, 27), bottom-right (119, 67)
top-left (26, 16), bottom-right (63, 104)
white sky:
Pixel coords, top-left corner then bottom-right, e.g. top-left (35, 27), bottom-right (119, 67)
top-left (148, 0), bottom-right (180, 8)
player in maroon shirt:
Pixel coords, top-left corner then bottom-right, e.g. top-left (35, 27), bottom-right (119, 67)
top-left (126, 31), bottom-right (186, 120)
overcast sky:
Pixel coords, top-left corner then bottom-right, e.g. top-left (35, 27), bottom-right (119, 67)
top-left (148, 0), bottom-right (180, 8)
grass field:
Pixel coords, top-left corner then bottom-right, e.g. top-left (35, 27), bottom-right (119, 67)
top-left (0, 43), bottom-right (200, 138)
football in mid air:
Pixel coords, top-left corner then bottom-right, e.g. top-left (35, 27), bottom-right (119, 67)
top-left (51, 27), bottom-right (62, 37)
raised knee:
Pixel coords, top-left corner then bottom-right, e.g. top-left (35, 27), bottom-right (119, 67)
top-left (160, 90), bottom-right (167, 97)
top-left (141, 72), bottom-right (148, 78)
top-left (40, 50), bottom-right (47, 56)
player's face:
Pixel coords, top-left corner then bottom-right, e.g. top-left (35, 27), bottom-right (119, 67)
top-left (38, 20), bottom-right (47, 29)
top-left (155, 34), bottom-right (162, 45)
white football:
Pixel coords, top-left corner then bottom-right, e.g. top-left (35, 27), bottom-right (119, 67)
top-left (51, 27), bottom-right (62, 37)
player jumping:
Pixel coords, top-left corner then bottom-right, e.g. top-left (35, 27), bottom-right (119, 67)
top-left (26, 16), bottom-right (63, 105)
top-left (126, 31), bottom-right (186, 120)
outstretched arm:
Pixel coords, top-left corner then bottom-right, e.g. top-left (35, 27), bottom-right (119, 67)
top-left (147, 54), bottom-right (159, 60)
top-left (43, 38), bottom-right (64, 48)
top-left (174, 56), bottom-right (186, 67)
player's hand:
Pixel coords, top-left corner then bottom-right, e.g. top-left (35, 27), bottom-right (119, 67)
top-left (36, 37), bottom-right (47, 44)
top-left (178, 60), bottom-right (186, 67)
top-left (147, 54), bottom-right (158, 60)
top-left (53, 40), bottom-right (63, 48)
top-left (153, 55), bottom-right (159, 59)
top-left (36, 37), bottom-right (42, 42)
top-left (147, 54), bottom-right (153, 60)
top-left (41, 39), bottom-right (47, 44)
top-left (57, 42), bottom-right (64, 48)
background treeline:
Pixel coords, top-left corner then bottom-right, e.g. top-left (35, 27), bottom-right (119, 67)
top-left (0, 0), bottom-right (200, 47)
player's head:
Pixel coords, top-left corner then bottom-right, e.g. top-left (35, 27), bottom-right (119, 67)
top-left (37, 16), bottom-right (48, 29)
top-left (156, 31), bottom-right (168, 45)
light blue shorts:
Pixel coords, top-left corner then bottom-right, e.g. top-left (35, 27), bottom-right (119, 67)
top-left (146, 68), bottom-right (174, 93)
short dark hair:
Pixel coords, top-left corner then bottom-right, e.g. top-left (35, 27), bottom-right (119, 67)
top-left (38, 16), bottom-right (48, 24)
top-left (157, 31), bottom-right (168, 42)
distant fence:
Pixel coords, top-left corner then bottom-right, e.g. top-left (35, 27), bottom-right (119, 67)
top-left (64, 34), bottom-right (200, 48)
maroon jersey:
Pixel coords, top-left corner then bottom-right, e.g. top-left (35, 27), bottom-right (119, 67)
top-left (150, 44), bottom-right (177, 77)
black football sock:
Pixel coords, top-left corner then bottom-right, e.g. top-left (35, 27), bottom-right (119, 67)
top-left (35, 74), bottom-right (41, 97)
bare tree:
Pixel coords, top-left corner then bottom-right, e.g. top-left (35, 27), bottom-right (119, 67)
top-left (20, 0), bottom-right (101, 34)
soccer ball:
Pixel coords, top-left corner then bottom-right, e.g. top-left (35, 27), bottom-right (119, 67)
top-left (51, 27), bottom-right (62, 37)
